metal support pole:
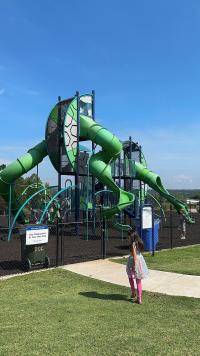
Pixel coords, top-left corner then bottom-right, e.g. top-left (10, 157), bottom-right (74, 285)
top-left (92, 90), bottom-right (96, 231)
top-left (129, 136), bottom-right (132, 227)
top-left (86, 153), bottom-right (90, 241)
top-left (75, 92), bottom-right (80, 235)
top-left (8, 183), bottom-right (12, 235)
top-left (123, 145), bottom-right (126, 176)
top-left (118, 154), bottom-right (121, 188)
top-left (58, 96), bottom-right (62, 192)
top-left (151, 206), bottom-right (155, 257)
top-left (56, 219), bottom-right (59, 266)
top-left (118, 153), bottom-right (123, 239)
top-left (140, 204), bottom-right (143, 240)
top-left (123, 146), bottom-right (127, 226)
top-left (139, 145), bottom-right (143, 239)
top-left (101, 213), bottom-right (106, 259)
top-left (57, 96), bottom-right (62, 264)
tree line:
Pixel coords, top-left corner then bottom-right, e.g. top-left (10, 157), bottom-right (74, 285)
top-left (0, 164), bottom-right (51, 216)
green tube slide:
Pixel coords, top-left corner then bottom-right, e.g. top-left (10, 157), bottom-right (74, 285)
top-left (0, 140), bottom-right (47, 223)
top-left (64, 95), bottom-right (194, 224)
top-left (134, 162), bottom-right (194, 223)
top-left (64, 96), bottom-right (134, 218)
top-left (0, 93), bottom-right (194, 229)
top-left (82, 119), bottom-right (135, 217)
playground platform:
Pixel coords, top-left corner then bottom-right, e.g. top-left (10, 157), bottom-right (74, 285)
top-left (62, 259), bottom-right (200, 299)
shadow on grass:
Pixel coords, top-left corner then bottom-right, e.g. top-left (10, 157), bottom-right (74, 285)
top-left (79, 291), bottom-right (130, 302)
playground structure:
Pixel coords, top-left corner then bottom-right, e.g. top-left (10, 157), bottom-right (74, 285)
top-left (0, 92), bottom-right (195, 257)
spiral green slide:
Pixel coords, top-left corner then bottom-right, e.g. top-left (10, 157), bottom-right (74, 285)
top-left (63, 95), bottom-right (134, 218)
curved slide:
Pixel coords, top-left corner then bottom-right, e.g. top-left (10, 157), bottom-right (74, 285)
top-left (134, 162), bottom-right (194, 223)
top-left (64, 97), bottom-right (134, 218)
top-left (64, 95), bottom-right (194, 224)
top-left (0, 141), bottom-right (47, 223)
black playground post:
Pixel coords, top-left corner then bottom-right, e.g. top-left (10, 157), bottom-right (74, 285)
top-left (56, 219), bottom-right (59, 266)
top-left (129, 136), bottom-right (132, 227)
top-left (118, 147), bottom-right (123, 231)
top-left (101, 208), bottom-right (106, 259)
top-left (75, 91), bottom-right (80, 235)
top-left (123, 145), bottom-right (127, 226)
top-left (58, 96), bottom-right (62, 193)
top-left (118, 152), bottom-right (121, 188)
top-left (92, 90), bottom-right (96, 230)
top-left (56, 95), bottom-right (62, 266)
top-left (151, 205), bottom-right (155, 256)
top-left (139, 144), bottom-right (143, 239)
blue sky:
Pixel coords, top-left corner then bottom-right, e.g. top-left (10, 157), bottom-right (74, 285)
top-left (0, 0), bottom-right (200, 188)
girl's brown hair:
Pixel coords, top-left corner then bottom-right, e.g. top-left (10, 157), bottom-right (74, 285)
top-left (128, 229), bottom-right (144, 253)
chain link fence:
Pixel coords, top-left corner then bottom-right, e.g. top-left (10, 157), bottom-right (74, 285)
top-left (0, 211), bottom-right (199, 277)
top-left (157, 210), bottom-right (200, 250)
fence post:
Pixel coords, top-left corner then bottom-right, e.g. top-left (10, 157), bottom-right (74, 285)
top-left (101, 211), bottom-right (106, 259)
top-left (151, 206), bottom-right (155, 257)
top-left (56, 220), bottom-right (59, 266)
top-left (8, 183), bottom-right (12, 234)
top-left (60, 222), bottom-right (63, 265)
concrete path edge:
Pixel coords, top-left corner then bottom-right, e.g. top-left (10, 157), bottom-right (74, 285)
top-left (62, 259), bottom-right (200, 299)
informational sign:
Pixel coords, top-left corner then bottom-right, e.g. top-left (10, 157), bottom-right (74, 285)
top-left (142, 207), bottom-right (153, 229)
top-left (26, 226), bottom-right (49, 245)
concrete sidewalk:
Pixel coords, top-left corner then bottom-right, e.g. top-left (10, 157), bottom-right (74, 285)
top-left (62, 259), bottom-right (200, 298)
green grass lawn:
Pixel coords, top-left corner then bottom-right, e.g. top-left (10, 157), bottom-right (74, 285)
top-left (0, 269), bottom-right (200, 356)
top-left (112, 245), bottom-right (200, 276)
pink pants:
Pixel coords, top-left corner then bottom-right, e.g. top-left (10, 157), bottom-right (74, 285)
top-left (128, 276), bottom-right (142, 302)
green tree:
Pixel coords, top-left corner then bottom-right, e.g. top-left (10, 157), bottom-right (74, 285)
top-left (15, 174), bottom-right (51, 210)
top-left (0, 164), bottom-right (6, 171)
top-left (190, 193), bottom-right (200, 200)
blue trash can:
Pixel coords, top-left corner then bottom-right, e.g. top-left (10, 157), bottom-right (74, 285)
top-left (142, 219), bottom-right (160, 251)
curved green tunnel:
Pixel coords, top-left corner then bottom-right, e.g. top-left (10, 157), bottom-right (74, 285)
top-left (0, 141), bottom-right (47, 223)
top-left (80, 114), bottom-right (135, 217)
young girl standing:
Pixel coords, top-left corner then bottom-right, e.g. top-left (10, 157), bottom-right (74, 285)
top-left (126, 229), bottom-right (149, 304)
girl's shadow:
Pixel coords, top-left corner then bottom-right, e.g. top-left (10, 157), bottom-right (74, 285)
top-left (79, 291), bottom-right (129, 302)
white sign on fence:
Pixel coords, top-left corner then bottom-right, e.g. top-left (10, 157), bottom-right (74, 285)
top-left (142, 207), bottom-right (152, 229)
top-left (26, 226), bottom-right (49, 245)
